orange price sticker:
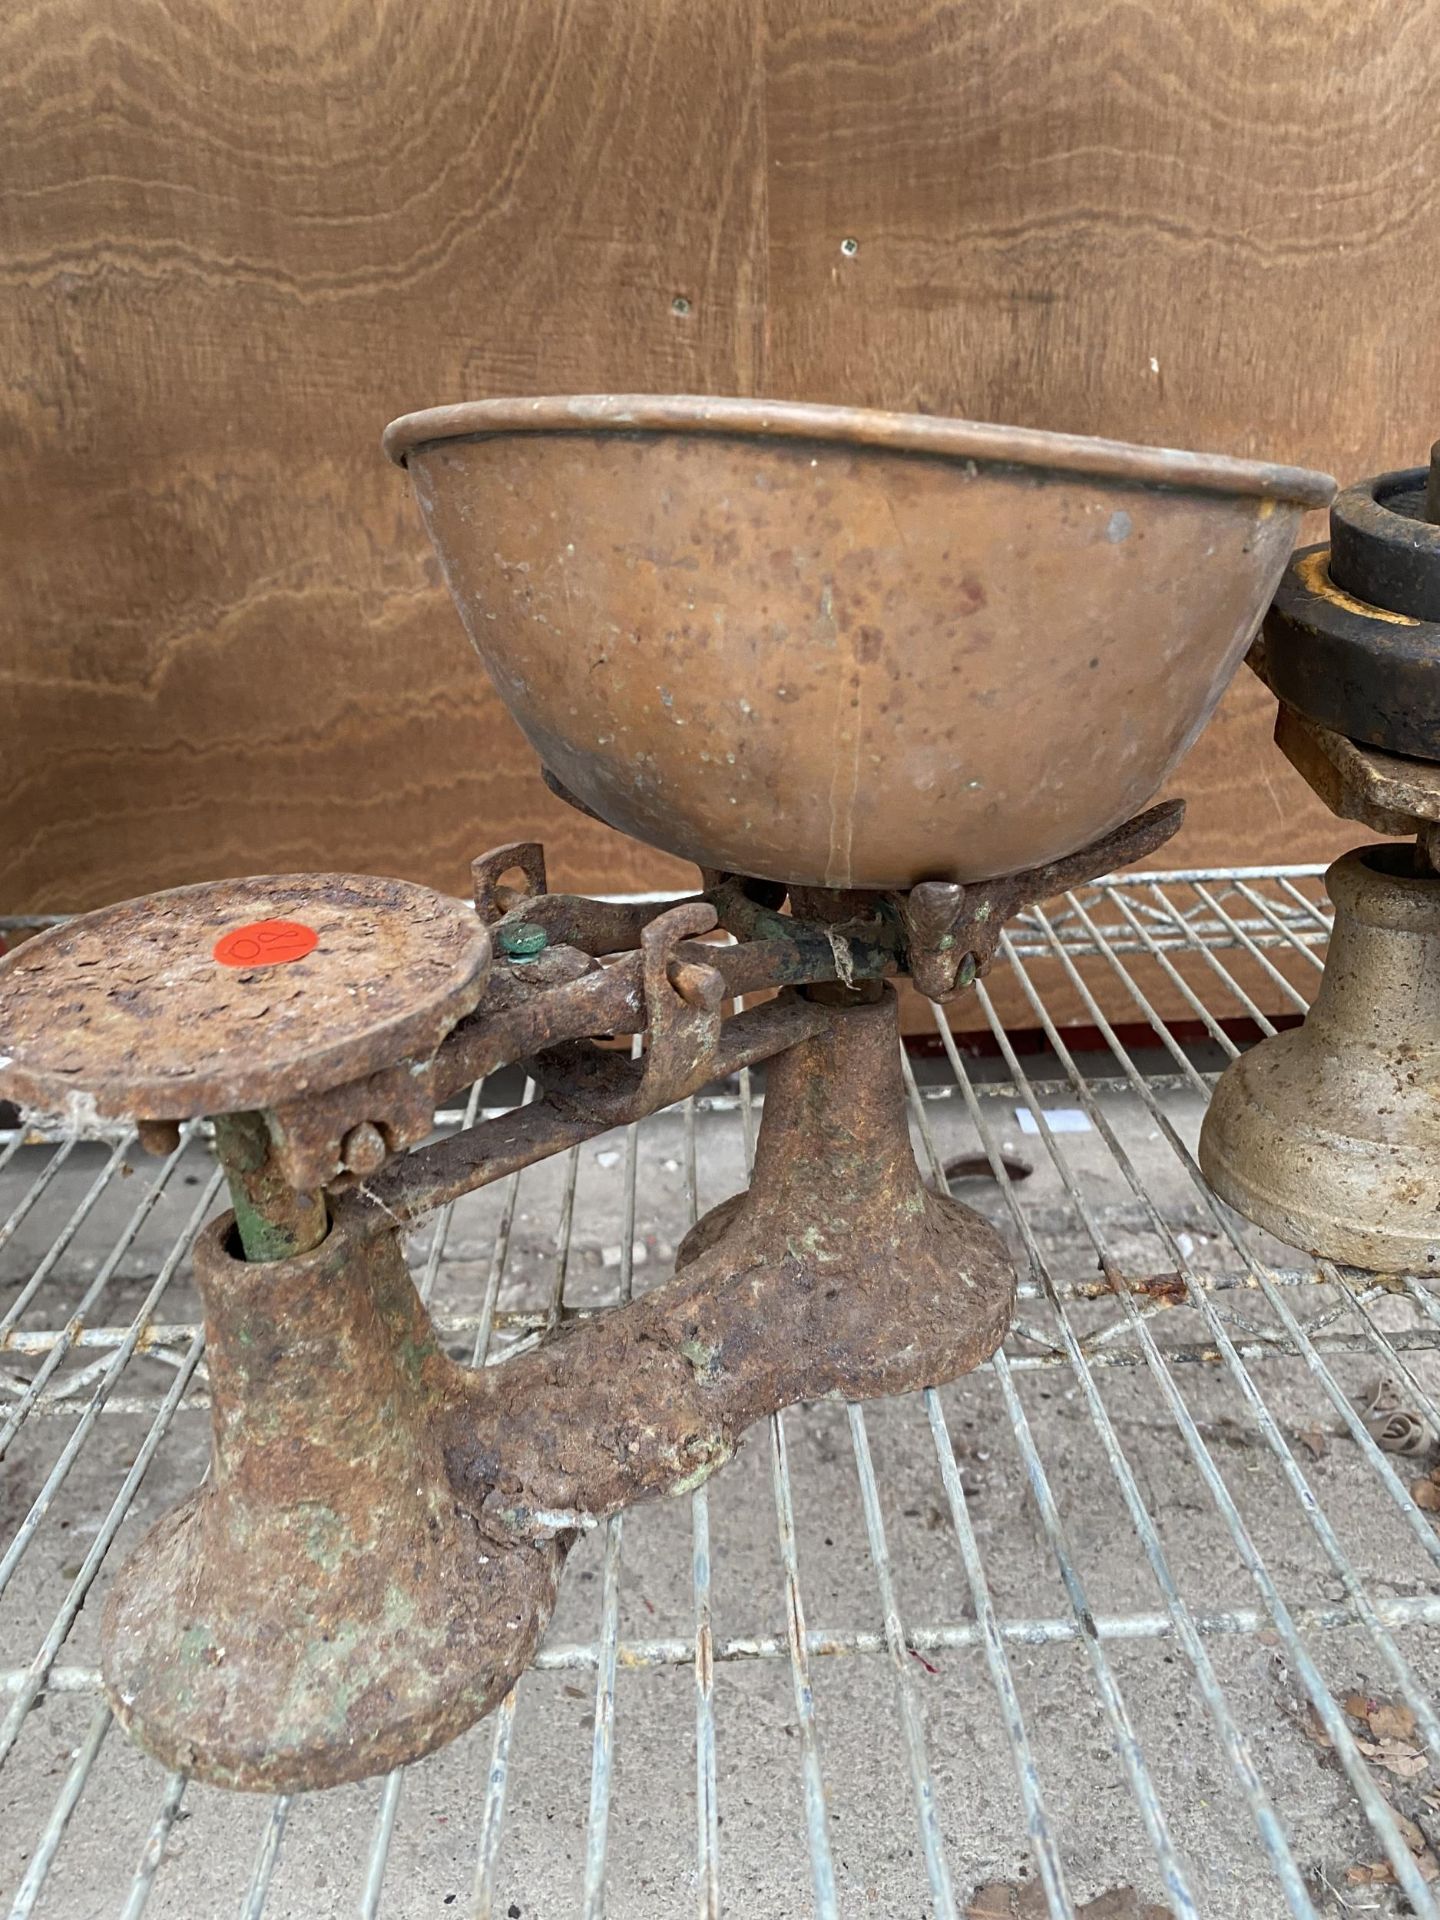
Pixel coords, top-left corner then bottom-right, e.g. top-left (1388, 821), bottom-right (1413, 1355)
top-left (212, 919), bottom-right (319, 969)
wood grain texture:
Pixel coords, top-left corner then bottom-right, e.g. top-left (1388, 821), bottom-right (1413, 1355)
top-left (2, 0), bottom-right (1436, 1035)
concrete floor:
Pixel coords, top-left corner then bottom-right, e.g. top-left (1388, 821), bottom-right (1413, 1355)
top-left (2, 1062), bottom-right (1438, 1919)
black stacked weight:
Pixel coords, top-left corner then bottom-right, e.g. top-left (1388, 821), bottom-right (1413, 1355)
top-left (1263, 441), bottom-right (1440, 761)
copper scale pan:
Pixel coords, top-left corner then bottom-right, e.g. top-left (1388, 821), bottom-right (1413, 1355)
top-left (383, 396), bottom-right (1335, 891)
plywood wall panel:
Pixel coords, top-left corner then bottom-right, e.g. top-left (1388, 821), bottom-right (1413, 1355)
top-left (2, 0), bottom-right (1436, 1033)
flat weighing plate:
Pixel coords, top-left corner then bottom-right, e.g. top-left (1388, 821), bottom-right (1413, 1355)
top-left (0, 874), bottom-right (492, 1121)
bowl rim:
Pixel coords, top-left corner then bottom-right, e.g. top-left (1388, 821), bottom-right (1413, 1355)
top-left (382, 392), bottom-right (1336, 507)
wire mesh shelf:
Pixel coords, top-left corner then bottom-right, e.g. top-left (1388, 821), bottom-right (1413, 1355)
top-left (4, 864), bottom-right (1440, 1919)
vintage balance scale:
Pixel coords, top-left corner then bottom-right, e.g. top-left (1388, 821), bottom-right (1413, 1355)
top-left (0, 397), bottom-right (1333, 1791)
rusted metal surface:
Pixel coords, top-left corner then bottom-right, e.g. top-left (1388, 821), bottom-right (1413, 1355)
top-left (257, 802), bottom-right (1181, 1191)
top-left (351, 993), bottom-right (832, 1227)
top-left (259, 915), bottom-right (866, 1192)
top-left (884, 798), bottom-right (1185, 1000)
top-left (12, 809), bottom-right (1170, 1793)
top-left (1270, 704), bottom-right (1440, 838)
top-left (101, 988), bottom-right (1013, 1791)
top-left (484, 802), bottom-right (1183, 1009)
top-left (36, 754), bottom-right (1170, 1790)
top-left (135, 1118), bottom-right (182, 1157)
top-left (520, 902), bottom-right (728, 1128)
top-left (1200, 846), bottom-right (1440, 1273)
top-left (259, 941), bottom-right (636, 1193)
top-left (0, 806), bottom-right (1185, 1200)
top-left (386, 393), bottom-right (1331, 890)
top-left (0, 873), bottom-right (493, 1122)
top-left (211, 1110), bottom-right (327, 1262)
top-left (434, 988), bottom-right (1015, 1536)
top-left (102, 1215), bottom-right (568, 1792)
top-left (471, 840), bottom-right (551, 922)
top-left (475, 839), bottom-right (703, 956)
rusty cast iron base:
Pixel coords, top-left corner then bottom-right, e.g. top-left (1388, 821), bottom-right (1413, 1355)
top-left (674, 987), bottom-right (1015, 1394)
top-left (102, 1217), bottom-right (567, 1792)
top-left (101, 989), bottom-right (1015, 1791)
top-left (444, 988), bottom-right (1017, 1531)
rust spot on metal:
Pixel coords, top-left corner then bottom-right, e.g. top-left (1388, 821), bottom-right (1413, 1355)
top-left (1294, 548), bottom-right (1419, 627)
top-left (1132, 1271), bottom-right (1189, 1307)
top-left (695, 1621), bottom-right (714, 1695)
top-left (136, 1118), bottom-right (182, 1157)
